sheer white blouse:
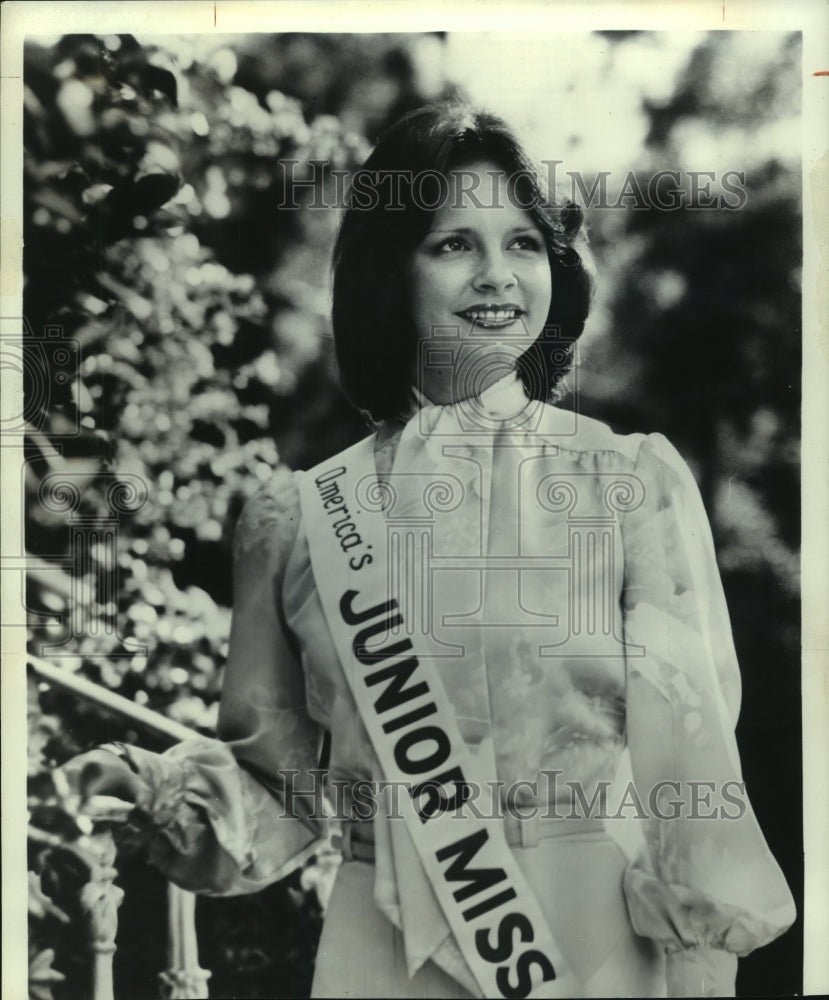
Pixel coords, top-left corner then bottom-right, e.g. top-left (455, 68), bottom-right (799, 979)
top-left (119, 376), bottom-right (795, 997)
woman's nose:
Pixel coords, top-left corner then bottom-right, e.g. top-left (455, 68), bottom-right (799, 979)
top-left (472, 249), bottom-right (516, 293)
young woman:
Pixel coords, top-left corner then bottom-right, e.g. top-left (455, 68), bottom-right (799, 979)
top-left (63, 103), bottom-right (795, 998)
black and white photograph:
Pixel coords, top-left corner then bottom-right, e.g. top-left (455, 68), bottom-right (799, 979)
top-left (2, 2), bottom-right (827, 999)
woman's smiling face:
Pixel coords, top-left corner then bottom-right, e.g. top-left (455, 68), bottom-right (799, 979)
top-left (408, 160), bottom-right (552, 404)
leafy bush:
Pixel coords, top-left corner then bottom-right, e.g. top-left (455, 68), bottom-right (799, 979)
top-left (24, 31), bottom-right (437, 999)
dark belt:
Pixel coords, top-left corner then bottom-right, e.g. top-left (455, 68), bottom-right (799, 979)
top-left (337, 813), bottom-right (607, 864)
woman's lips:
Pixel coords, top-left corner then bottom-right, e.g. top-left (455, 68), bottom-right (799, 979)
top-left (455, 306), bottom-right (525, 329)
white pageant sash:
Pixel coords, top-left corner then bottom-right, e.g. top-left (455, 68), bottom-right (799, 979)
top-left (297, 437), bottom-right (576, 999)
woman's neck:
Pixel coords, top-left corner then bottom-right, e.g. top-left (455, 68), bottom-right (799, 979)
top-left (416, 359), bottom-right (519, 407)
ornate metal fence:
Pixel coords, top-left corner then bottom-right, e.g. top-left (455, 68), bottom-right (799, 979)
top-left (29, 653), bottom-right (211, 1000)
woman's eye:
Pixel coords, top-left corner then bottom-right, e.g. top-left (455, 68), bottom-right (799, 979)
top-left (510, 234), bottom-right (544, 252)
top-left (436, 236), bottom-right (470, 253)
top-left (428, 233), bottom-right (542, 254)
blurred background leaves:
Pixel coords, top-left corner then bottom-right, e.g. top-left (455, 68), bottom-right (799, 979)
top-left (22, 29), bottom-right (801, 998)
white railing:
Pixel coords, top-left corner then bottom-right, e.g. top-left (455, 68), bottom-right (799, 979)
top-left (29, 653), bottom-right (210, 1000)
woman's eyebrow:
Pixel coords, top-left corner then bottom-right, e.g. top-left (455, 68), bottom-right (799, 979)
top-left (427, 224), bottom-right (541, 236)
top-left (427, 226), bottom-right (475, 235)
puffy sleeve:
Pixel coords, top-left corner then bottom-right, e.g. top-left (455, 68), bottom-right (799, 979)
top-left (619, 433), bottom-right (795, 997)
top-left (118, 471), bottom-right (325, 896)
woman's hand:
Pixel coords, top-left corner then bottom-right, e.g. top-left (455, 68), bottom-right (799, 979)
top-left (56, 748), bottom-right (145, 822)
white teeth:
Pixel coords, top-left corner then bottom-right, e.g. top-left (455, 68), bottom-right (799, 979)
top-left (465, 310), bottom-right (519, 322)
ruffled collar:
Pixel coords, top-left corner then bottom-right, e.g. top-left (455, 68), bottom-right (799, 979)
top-left (408, 368), bottom-right (534, 422)
top-left (376, 369), bottom-right (539, 476)
top-left (374, 369), bottom-right (546, 520)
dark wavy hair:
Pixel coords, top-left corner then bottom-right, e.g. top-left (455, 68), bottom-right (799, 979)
top-left (332, 101), bottom-right (595, 422)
